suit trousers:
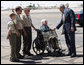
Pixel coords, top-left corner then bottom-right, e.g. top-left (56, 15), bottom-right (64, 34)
top-left (65, 31), bottom-right (76, 55)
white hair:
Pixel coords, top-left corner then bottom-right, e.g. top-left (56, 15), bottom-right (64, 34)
top-left (41, 19), bottom-right (48, 23)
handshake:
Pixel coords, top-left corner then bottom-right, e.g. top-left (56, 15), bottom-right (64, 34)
top-left (51, 27), bottom-right (56, 31)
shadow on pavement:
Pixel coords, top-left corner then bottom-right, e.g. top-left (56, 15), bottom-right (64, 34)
top-left (24, 53), bottom-right (50, 60)
top-left (24, 52), bottom-right (66, 60)
top-left (15, 60), bottom-right (42, 64)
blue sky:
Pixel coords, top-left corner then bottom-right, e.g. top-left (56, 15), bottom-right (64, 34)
top-left (1, 1), bottom-right (83, 9)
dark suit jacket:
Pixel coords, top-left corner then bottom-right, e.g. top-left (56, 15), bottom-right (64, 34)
top-left (56, 8), bottom-right (76, 34)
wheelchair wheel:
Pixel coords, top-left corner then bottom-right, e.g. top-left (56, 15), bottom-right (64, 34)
top-left (46, 42), bottom-right (54, 53)
top-left (48, 38), bottom-right (60, 52)
top-left (32, 38), bottom-right (45, 55)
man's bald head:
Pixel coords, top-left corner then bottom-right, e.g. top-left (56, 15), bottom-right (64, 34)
top-left (65, 3), bottom-right (69, 8)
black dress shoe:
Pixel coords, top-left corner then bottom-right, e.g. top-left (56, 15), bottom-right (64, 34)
top-left (71, 54), bottom-right (76, 58)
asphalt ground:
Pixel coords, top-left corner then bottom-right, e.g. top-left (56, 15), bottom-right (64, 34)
top-left (1, 10), bottom-right (83, 64)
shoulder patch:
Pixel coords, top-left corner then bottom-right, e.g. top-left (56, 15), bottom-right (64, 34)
top-left (8, 21), bottom-right (14, 26)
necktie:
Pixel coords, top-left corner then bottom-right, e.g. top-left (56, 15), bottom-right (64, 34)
top-left (62, 14), bottom-right (65, 23)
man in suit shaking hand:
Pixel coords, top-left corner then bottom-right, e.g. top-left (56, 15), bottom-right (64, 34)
top-left (54, 4), bottom-right (77, 58)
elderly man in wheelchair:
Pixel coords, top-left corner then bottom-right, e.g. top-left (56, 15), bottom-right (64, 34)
top-left (32, 19), bottom-right (64, 55)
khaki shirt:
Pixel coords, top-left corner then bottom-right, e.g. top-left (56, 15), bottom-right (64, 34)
top-left (23, 14), bottom-right (32, 27)
top-left (8, 20), bottom-right (17, 33)
top-left (15, 14), bottom-right (23, 29)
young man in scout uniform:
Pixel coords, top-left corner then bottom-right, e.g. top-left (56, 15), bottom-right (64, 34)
top-left (22, 8), bottom-right (37, 56)
top-left (7, 13), bottom-right (20, 62)
top-left (15, 6), bottom-right (26, 59)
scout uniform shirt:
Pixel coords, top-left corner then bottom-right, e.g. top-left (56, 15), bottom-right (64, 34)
top-left (23, 14), bottom-right (32, 27)
top-left (8, 19), bottom-right (17, 33)
top-left (15, 14), bottom-right (23, 30)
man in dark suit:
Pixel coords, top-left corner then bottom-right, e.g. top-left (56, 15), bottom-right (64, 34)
top-left (54, 4), bottom-right (76, 58)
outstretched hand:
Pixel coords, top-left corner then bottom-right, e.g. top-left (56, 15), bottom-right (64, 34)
top-left (52, 28), bottom-right (56, 31)
top-left (34, 28), bottom-right (38, 31)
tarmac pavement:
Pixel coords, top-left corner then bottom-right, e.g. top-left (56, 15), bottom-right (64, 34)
top-left (1, 9), bottom-right (83, 64)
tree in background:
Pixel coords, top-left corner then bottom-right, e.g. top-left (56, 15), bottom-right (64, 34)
top-left (27, 3), bottom-right (37, 10)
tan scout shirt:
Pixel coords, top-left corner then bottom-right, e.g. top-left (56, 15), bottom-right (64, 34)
top-left (23, 14), bottom-right (32, 27)
top-left (15, 14), bottom-right (23, 29)
top-left (8, 20), bottom-right (17, 33)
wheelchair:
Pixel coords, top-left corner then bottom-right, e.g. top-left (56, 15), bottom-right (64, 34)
top-left (32, 29), bottom-right (63, 55)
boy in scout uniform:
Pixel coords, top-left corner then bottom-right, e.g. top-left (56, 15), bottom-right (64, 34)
top-left (15, 6), bottom-right (26, 59)
top-left (7, 13), bottom-right (20, 62)
top-left (22, 8), bottom-right (36, 56)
